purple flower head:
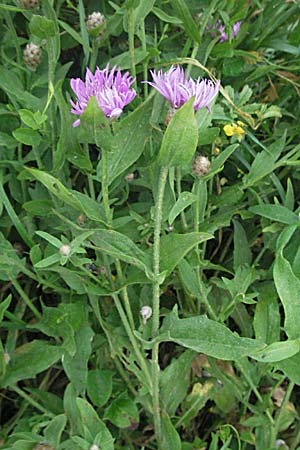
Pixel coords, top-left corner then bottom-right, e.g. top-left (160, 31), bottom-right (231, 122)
top-left (70, 64), bottom-right (136, 127)
top-left (213, 20), bottom-right (242, 43)
top-left (145, 65), bottom-right (219, 112)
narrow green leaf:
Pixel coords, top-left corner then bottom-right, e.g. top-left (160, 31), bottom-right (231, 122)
top-left (251, 339), bottom-right (300, 363)
top-left (253, 283), bottom-right (280, 344)
top-left (250, 204), bottom-right (299, 225)
top-left (26, 168), bottom-right (83, 212)
top-left (63, 326), bottom-right (94, 395)
top-left (1, 341), bottom-right (62, 387)
top-left (161, 350), bottom-right (195, 415)
top-left (76, 398), bottom-right (114, 445)
top-left (161, 411), bottom-right (182, 450)
top-left (158, 97), bottom-right (198, 167)
top-left (34, 253), bottom-right (61, 269)
top-left (168, 192), bottom-right (197, 225)
top-left (161, 307), bottom-right (263, 360)
top-left (104, 95), bottom-right (154, 184)
top-left (274, 242), bottom-right (300, 340)
top-left (172, 0), bottom-right (201, 43)
top-left (233, 220), bottom-right (252, 270)
top-left (90, 229), bottom-right (152, 278)
top-left (0, 295), bottom-right (12, 322)
top-left (36, 231), bottom-right (62, 248)
top-left (152, 6), bottom-right (182, 24)
top-left (44, 414), bottom-right (67, 448)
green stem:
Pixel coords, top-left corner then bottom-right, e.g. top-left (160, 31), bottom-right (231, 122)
top-left (89, 294), bottom-right (137, 396)
top-left (0, 180), bottom-right (33, 248)
top-left (101, 148), bottom-right (112, 227)
top-left (115, 259), bottom-right (135, 330)
top-left (271, 381), bottom-right (295, 447)
top-left (176, 168), bottom-right (188, 230)
top-left (128, 8), bottom-right (137, 89)
top-left (140, 20), bottom-right (148, 97)
top-left (101, 148), bottom-right (135, 330)
top-left (12, 278), bottom-right (42, 320)
top-left (113, 292), bottom-right (152, 391)
top-left (90, 38), bottom-right (99, 72)
top-left (152, 165), bottom-right (169, 447)
top-left (10, 385), bottom-right (54, 417)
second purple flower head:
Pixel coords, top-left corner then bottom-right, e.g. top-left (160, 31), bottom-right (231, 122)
top-left (70, 64), bottom-right (136, 127)
top-left (145, 65), bottom-right (220, 114)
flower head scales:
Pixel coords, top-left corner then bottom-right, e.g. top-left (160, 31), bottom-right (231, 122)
top-left (145, 65), bottom-right (219, 112)
top-left (70, 64), bottom-right (136, 127)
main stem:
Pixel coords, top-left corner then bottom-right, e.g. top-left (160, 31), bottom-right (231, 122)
top-left (101, 148), bottom-right (112, 227)
top-left (100, 148), bottom-right (148, 381)
top-left (152, 165), bottom-right (169, 447)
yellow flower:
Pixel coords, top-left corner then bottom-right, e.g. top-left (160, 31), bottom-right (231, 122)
top-left (223, 123), bottom-right (246, 141)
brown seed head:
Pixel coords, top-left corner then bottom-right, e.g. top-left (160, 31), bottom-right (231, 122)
top-left (23, 43), bottom-right (42, 70)
top-left (192, 155), bottom-right (211, 177)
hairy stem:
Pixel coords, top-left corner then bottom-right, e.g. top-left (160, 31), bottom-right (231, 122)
top-left (152, 165), bottom-right (169, 447)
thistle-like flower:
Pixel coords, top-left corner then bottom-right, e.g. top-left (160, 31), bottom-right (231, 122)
top-left (70, 64), bottom-right (136, 127)
top-left (145, 65), bottom-right (219, 113)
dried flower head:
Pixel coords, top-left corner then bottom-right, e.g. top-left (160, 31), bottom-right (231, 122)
top-left (20, 0), bottom-right (40, 9)
top-left (140, 306), bottom-right (152, 325)
top-left (23, 43), bottom-right (42, 70)
top-left (70, 64), bottom-right (136, 127)
top-left (192, 155), bottom-right (211, 177)
top-left (145, 65), bottom-right (219, 113)
top-left (86, 11), bottom-right (106, 36)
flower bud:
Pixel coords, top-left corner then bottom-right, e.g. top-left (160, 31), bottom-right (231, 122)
top-left (192, 155), bottom-right (211, 177)
top-left (20, 0), bottom-right (40, 9)
top-left (59, 244), bottom-right (71, 257)
top-left (125, 172), bottom-right (135, 181)
top-left (90, 445), bottom-right (99, 450)
top-left (23, 43), bottom-right (42, 71)
top-left (140, 306), bottom-right (152, 325)
top-left (86, 12), bottom-right (106, 37)
top-left (4, 352), bottom-right (10, 364)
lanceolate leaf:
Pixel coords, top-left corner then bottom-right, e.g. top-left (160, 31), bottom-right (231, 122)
top-left (274, 226), bottom-right (300, 340)
top-left (90, 229), bottom-right (152, 278)
top-left (158, 97), bottom-right (198, 167)
top-left (161, 307), bottom-right (263, 360)
top-left (1, 341), bottom-right (62, 387)
top-left (105, 95), bottom-right (154, 184)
